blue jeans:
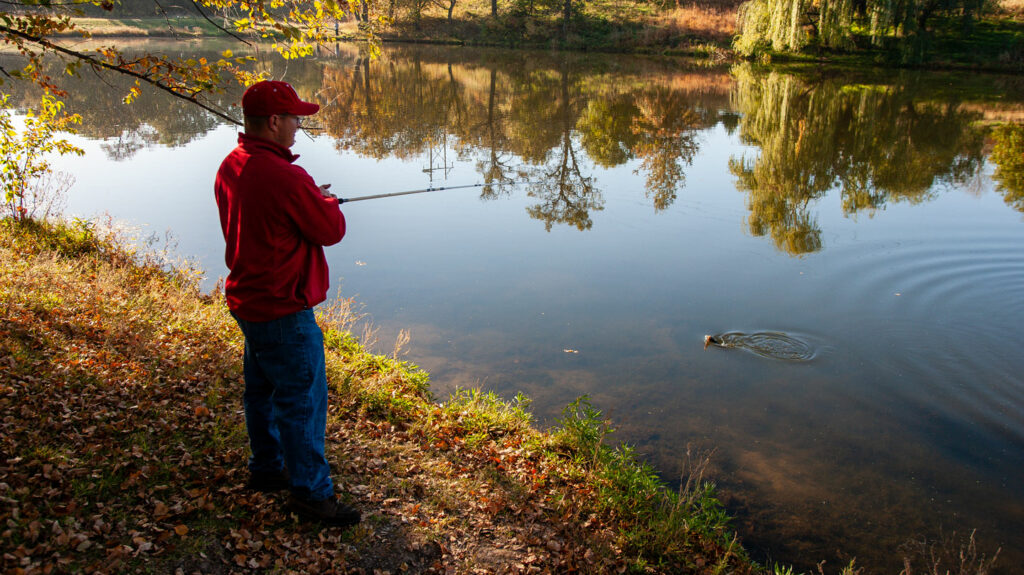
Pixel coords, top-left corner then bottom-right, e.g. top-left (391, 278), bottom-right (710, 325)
top-left (231, 308), bottom-right (334, 501)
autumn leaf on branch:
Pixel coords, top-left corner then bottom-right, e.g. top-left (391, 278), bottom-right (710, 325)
top-left (0, 0), bottom-right (364, 123)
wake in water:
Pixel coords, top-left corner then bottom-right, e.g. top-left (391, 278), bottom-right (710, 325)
top-left (704, 331), bottom-right (818, 362)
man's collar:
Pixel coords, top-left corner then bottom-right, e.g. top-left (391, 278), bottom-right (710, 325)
top-left (238, 132), bottom-right (300, 163)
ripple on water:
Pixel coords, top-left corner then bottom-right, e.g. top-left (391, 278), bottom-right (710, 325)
top-left (704, 331), bottom-right (820, 362)
top-left (832, 234), bottom-right (1024, 324)
top-left (821, 231), bottom-right (1024, 450)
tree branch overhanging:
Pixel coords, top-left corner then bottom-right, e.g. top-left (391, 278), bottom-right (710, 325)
top-left (187, 0), bottom-right (252, 46)
top-left (0, 23), bottom-right (243, 126)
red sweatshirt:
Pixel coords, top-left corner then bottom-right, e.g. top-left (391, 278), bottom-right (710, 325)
top-left (215, 133), bottom-right (345, 322)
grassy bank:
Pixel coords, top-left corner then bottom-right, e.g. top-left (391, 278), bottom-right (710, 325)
top-left (375, 0), bottom-right (1023, 70)
top-left (68, 9), bottom-right (1024, 73)
top-left (0, 217), bottom-right (757, 573)
top-left (742, 14), bottom-right (1024, 73)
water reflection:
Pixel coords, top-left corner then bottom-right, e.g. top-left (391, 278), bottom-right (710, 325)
top-left (10, 47), bottom-right (1021, 234)
top-left (990, 122), bottom-right (1024, 212)
top-left (12, 46), bottom-right (1013, 249)
top-left (729, 64), bottom-right (990, 255)
top-left (3, 49), bottom-right (218, 155)
top-left (309, 50), bottom-right (1020, 250)
top-left (316, 50), bottom-right (728, 230)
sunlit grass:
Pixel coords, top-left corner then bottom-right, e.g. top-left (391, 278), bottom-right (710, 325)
top-left (62, 17), bottom-right (221, 36)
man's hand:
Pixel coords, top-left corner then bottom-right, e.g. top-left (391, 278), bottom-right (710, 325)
top-left (319, 183), bottom-right (338, 200)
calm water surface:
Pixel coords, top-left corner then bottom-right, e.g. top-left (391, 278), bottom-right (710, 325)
top-left (24, 43), bottom-right (1024, 571)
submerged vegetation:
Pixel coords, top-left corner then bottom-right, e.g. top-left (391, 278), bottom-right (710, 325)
top-left (0, 217), bottom-right (758, 573)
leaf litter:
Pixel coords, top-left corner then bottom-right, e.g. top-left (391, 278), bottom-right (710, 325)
top-left (1, 220), bottom-right (755, 574)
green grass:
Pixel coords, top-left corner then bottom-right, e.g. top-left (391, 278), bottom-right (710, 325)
top-left (929, 16), bottom-right (1024, 69)
top-left (549, 396), bottom-right (741, 566)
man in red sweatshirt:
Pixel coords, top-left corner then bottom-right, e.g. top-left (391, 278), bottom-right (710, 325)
top-left (215, 80), bottom-right (359, 527)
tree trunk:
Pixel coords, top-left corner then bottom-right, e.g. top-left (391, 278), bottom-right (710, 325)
top-left (917, 0), bottom-right (937, 33)
top-left (562, 0), bottom-right (571, 36)
top-left (917, 11), bottom-right (931, 33)
top-left (491, 0), bottom-right (498, 17)
top-left (361, 58), bottom-right (372, 120)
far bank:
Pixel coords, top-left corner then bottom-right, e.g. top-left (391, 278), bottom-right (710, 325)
top-left (62, 0), bottom-right (1024, 74)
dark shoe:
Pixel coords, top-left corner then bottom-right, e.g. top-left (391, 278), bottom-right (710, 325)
top-left (287, 495), bottom-right (361, 527)
top-left (246, 469), bottom-right (290, 492)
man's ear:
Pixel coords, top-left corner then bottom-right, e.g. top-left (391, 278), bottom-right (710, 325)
top-left (266, 114), bottom-right (282, 134)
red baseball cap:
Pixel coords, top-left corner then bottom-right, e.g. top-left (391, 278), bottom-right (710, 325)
top-left (242, 80), bottom-right (320, 116)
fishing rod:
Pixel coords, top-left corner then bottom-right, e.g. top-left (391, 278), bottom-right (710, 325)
top-left (339, 181), bottom-right (537, 204)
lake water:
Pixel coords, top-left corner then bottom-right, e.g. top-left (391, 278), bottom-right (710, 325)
top-left (19, 42), bottom-right (1024, 572)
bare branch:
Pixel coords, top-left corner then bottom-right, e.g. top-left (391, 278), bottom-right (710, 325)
top-left (150, 0), bottom-right (183, 37)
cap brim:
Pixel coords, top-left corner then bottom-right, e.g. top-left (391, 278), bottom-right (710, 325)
top-left (290, 101), bottom-right (320, 116)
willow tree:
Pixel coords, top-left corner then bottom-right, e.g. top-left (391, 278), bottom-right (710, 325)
top-left (734, 0), bottom-right (987, 60)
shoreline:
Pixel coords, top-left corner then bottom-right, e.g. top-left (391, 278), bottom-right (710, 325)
top-left (53, 16), bottom-right (1024, 75)
top-left (0, 217), bottom-right (760, 573)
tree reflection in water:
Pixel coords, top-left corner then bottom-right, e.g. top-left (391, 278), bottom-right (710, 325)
top-left (316, 49), bottom-right (728, 231)
top-left (17, 45), bottom-right (1022, 250)
top-left (520, 64), bottom-right (603, 232)
top-left (729, 64), bottom-right (989, 255)
top-left (990, 122), bottom-right (1024, 213)
top-left (315, 52), bottom-right (1011, 244)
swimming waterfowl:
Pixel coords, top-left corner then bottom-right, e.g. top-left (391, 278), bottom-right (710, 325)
top-left (703, 332), bottom-right (816, 361)
top-left (704, 334), bottom-right (724, 349)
